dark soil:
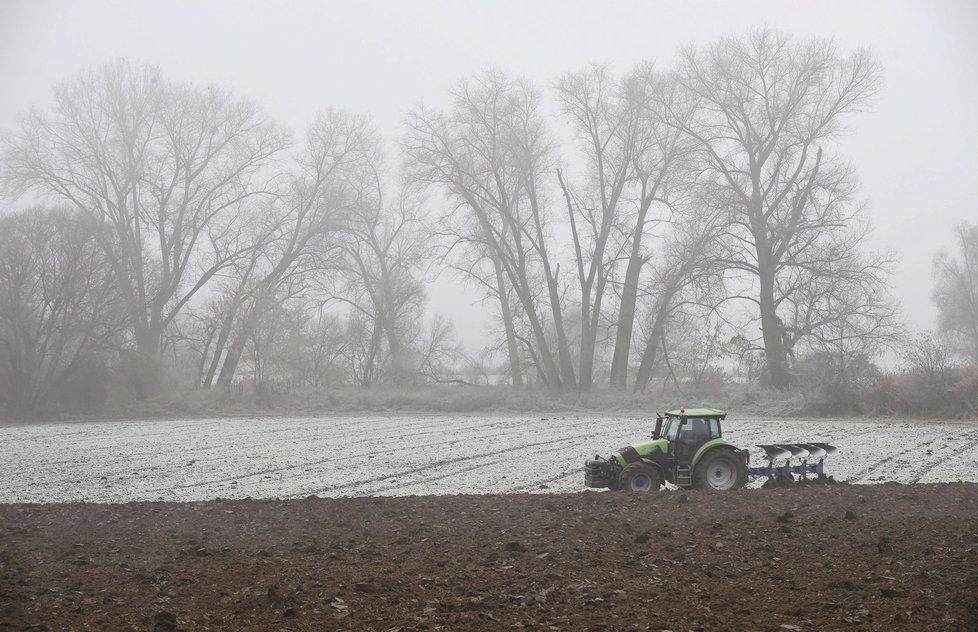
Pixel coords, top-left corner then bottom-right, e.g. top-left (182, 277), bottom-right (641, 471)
top-left (2, 483), bottom-right (977, 631)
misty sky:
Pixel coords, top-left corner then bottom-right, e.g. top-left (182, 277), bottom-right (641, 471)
top-left (1, 0), bottom-right (976, 349)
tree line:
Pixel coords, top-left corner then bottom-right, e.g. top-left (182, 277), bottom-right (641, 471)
top-left (1, 30), bottom-right (975, 418)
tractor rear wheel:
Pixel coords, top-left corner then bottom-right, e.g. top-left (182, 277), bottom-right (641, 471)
top-left (619, 463), bottom-right (662, 492)
top-left (693, 450), bottom-right (747, 491)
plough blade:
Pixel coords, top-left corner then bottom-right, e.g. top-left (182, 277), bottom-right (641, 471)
top-left (756, 443), bottom-right (840, 461)
top-left (809, 442), bottom-right (840, 456)
top-left (757, 444), bottom-right (792, 460)
top-left (780, 444), bottom-right (810, 459)
top-left (796, 443), bottom-right (827, 458)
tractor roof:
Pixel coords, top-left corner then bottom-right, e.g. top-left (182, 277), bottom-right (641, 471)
top-left (665, 408), bottom-right (726, 418)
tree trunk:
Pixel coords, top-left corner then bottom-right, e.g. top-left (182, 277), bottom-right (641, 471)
top-left (579, 325), bottom-right (595, 392)
top-left (385, 314), bottom-right (406, 384)
top-left (581, 268), bottom-right (611, 393)
top-left (215, 327), bottom-right (248, 388)
top-left (758, 263), bottom-right (791, 390)
top-left (518, 287), bottom-right (562, 388)
top-left (579, 299), bottom-right (594, 392)
top-left (463, 192), bottom-right (562, 388)
top-left (578, 293), bottom-right (598, 393)
top-left (491, 254), bottom-right (523, 387)
top-left (202, 307), bottom-right (240, 388)
top-left (130, 327), bottom-right (165, 399)
top-left (531, 199), bottom-right (576, 389)
top-left (610, 206), bottom-right (652, 389)
top-left (496, 250), bottom-right (562, 388)
top-left (632, 306), bottom-right (669, 393)
top-left (215, 293), bottom-right (266, 389)
top-left (195, 327), bottom-right (216, 389)
top-left (544, 269), bottom-right (576, 389)
top-left (361, 318), bottom-right (384, 387)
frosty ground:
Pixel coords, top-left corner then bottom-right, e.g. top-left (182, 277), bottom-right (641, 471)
top-left (3, 415), bottom-right (977, 503)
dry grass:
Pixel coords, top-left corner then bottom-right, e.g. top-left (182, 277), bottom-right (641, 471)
top-left (16, 367), bottom-right (976, 423)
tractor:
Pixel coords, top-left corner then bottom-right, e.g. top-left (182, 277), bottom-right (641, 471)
top-left (584, 408), bottom-right (838, 492)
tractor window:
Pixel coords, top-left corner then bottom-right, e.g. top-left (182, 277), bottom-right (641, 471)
top-left (682, 418), bottom-right (711, 443)
top-left (708, 418), bottom-right (721, 438)
top-left (662, 418), bottom-right (680, 441)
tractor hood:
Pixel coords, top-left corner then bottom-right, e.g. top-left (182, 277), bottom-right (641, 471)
top-left (612, 438), bottom-right (668, 466)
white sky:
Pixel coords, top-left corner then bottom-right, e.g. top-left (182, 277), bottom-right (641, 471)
top-left (2, 0), bottom-right (976, 349)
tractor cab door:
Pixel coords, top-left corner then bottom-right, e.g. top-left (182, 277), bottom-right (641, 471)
top-left (674, 417), bottom-right (718, 465)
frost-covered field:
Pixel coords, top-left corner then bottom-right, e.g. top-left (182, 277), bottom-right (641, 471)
top-left (2, 414), bottom-right (977, 503)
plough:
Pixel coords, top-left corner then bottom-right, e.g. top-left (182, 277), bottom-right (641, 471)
top-left (747, 443), bottom-right (840, 488)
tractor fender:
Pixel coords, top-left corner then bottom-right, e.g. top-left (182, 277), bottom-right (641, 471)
top-left (637, 458), bottom-right (667, 481)
top-left (691, 439), bottom-right (740, 470)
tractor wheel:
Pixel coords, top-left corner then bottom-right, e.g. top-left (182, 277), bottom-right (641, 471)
top-left (693, 450), bottom-right (747, 491)
top-left (618, 463), bottom-right (662, 493)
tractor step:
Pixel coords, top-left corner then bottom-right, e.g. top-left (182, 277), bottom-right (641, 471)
top-left (676, 465), bottom-right (692, 488)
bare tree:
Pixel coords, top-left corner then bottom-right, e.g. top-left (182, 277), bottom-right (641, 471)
top-left (609, 65), bottom-right (691, 389)
top-left (902, 331), bottom-right (955, 376)
top-left (632, 207), bottom-right (726, 392)
top-left (213, 109), bottom-right (375, 387)
top-left (333, 183), bottom-right (428, 386)
top-left (300, 310), bottom-right (352, 388)
top-left (240, 301), bottom-right (307, 390)
top-left (556, 64), bottom-right (641, 392)
top-left (438, 229), bottom-right (526, 386)
top-left (416, 314), bottom-right (465, 384)
top-left (777, 238), bottom-right (900, 367)
top-left (197, 247), bottom-right (264, 388)
top-left (424, 164), bottom-right (531, 388)
top-left (655, 30), bottom-right (884, 389)
top-left (486, 247), bottom-right (526, 386)
top-left (933, 222), bottom-right (978, 364)
top-left (405, 70), bottom-right (575, 389)
top-left (2, 60), bottom-right (290, 396)
top-left (0, 208), bottom-right (124, 417)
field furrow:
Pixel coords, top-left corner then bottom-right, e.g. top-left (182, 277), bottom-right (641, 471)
top-left (2, 415), bottom-right (975, 503)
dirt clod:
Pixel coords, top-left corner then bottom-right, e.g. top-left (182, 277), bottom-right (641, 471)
top-left (878, 535), bottom-right (893, 554)
top-left (152, 610), bottom-right (178, 631)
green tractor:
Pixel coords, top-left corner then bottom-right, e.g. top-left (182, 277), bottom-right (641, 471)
top-left (584, 408), bottom-right (838, 492)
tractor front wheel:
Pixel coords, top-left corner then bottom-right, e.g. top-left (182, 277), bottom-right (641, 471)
top-left (693, 450), bottom-right (747, 491)
top-left (619, 463), bottom-right (662, 492)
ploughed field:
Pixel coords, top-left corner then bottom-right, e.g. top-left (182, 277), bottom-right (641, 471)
top-left (2, 415), bottom-right (978, 503)
top-left (2, 485), bottom-right (978, 631)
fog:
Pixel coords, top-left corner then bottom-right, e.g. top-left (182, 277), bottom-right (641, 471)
top-left (1, 1), bottom-right (977, 419)
top-left (2, 0), bottom-right (976, 347)
top-left (3, 6), bottom-right (978, 629)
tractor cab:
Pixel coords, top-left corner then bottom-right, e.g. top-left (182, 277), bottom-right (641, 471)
top-left (655, 408), bottom-right (725, 464)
